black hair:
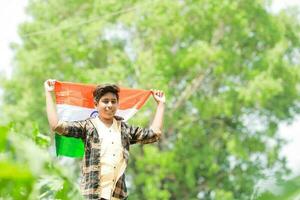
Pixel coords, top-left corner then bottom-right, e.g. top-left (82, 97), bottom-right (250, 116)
top-left (93, 84), bottom-right (120, 104)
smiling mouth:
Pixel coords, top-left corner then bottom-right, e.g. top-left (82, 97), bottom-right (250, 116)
top-left (106, 110), bottom-right (114, 114)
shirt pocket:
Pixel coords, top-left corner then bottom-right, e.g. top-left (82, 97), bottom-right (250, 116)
top-left (90, 137), bottom-right (103, 157)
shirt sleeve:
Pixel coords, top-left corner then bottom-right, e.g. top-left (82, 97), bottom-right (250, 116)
top-left (125, 123), bottom-right (162, 145)
top-left (54, 120), bottom-right (87, 139)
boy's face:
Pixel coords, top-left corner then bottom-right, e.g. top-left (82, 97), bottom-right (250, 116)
top-left (95, 92), bottom-right (119, 120)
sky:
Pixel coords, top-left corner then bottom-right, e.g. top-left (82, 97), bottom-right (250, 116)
top-left (0, 0), bottom-right (28, 78)
top-left (0, 0), bottom-right (300, 173)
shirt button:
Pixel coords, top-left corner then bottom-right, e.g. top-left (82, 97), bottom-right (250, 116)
top-left (113, 154), bottom-right (115, 156)
top-left (114, 166), bottom-right (116, 169)
top-left (112, 142), bottom-right (114, 144)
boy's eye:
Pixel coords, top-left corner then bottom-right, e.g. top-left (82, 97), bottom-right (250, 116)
top-left (101, 100), bottom-right (117, 104)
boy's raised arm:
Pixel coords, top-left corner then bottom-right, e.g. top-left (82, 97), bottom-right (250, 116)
top-left (150, 89), bottom-right (165, 134)
top-left (44, 79), bottom-right (59, 131)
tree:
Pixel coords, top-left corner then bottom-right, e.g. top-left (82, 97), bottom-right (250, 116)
top-left (1, 0), bottom-right (300, 199)
top-left (257, 175), bottom-right (300, 200)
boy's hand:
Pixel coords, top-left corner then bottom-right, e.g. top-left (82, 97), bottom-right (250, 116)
top-left (44, 79), bottom-right (56, 92)
top-left (151, 89), bottom-right (165, 104)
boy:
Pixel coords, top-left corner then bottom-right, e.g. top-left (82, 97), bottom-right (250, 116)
top-left (44, 79), bottom-right (165, 200)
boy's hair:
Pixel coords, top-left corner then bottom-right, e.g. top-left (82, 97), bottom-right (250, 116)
top-left (93, 84), bottom-right (120, 104)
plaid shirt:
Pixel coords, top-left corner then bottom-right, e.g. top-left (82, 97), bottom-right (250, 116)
top-left (54, 116), bottom-right (161, 200)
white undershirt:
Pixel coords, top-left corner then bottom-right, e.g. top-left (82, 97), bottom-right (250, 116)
top-left (92, 118), bottom-right (126, 200)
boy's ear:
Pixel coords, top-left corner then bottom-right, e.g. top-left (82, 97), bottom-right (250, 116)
top-left (94, 100), bottom-right (98, 106)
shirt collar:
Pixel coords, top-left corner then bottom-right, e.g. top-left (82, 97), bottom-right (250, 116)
top-left (97, 117), bottom-right (120, 133)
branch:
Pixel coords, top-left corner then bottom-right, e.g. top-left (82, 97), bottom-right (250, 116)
top-left (172, 69), bottom-right (208, 110)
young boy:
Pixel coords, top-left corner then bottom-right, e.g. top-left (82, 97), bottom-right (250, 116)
top-left (44, 79), bottom-right (165, 200)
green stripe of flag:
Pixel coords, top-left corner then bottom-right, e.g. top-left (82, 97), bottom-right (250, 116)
top-left (55, 134), bottom-right (84, 158)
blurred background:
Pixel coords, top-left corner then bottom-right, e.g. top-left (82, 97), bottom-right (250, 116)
top-left (0, 0), bottom-right (300, 199)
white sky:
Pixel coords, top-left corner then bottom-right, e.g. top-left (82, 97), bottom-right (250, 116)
top-left (0, 0), bottom-right (300, 173)
top-left (271, 0), bottom-right (300, 12)
top-left (0, 0), bottom-right (28, 78)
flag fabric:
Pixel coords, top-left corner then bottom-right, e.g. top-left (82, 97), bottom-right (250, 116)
top-left (54, 81), bottom-right (152, 158)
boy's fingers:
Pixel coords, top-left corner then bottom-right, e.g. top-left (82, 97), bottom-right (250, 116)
top-left (49, 79), bottom-right (56, 85)
top-left (150, 89), bottom-right (165, 98)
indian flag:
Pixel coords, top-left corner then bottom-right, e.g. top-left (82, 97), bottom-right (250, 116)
top-left (54, 81), bottom-right (151, 158)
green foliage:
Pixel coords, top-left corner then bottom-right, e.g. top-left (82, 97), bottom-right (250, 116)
top-left (1, 0), bottom-right (300, 199)
top-left (257, 176), bottom-right (300, 200)
top-left (0, 124), bottom-right (82, 199)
